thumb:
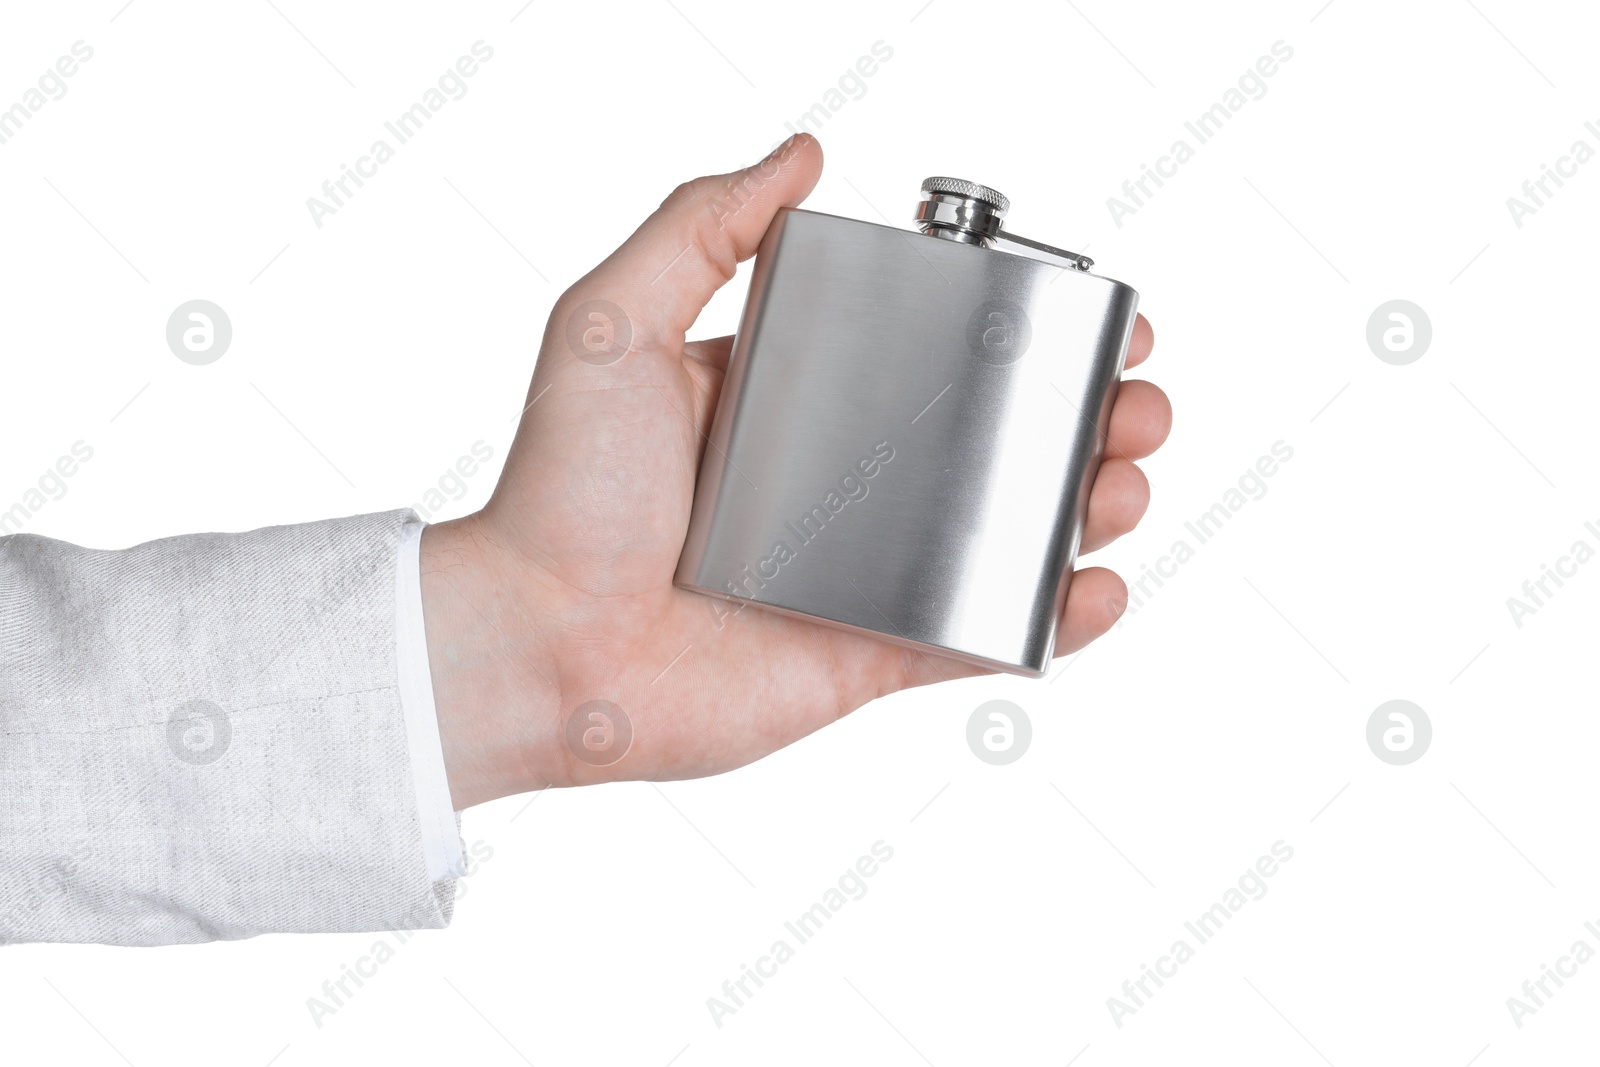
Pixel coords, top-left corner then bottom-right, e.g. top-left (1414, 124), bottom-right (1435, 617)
top-left (564, 134), bottom-right (824, 351)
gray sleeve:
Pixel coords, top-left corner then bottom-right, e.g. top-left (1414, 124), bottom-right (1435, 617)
top-left (0, 508), bottom-right (455, 945)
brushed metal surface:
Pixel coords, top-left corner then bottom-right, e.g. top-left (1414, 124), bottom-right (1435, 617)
top-left (674, 206), bottom-right (1138, 676)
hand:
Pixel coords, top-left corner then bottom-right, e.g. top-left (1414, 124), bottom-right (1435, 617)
top-left (420, 134), bottom-right (1171, 809)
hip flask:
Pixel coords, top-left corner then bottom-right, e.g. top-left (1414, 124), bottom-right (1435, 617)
top-left (674, 177), bottom-right (1140, 676)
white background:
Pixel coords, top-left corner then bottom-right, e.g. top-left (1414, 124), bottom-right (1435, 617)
top-left (2, 1), bottom-right (1597, 1063)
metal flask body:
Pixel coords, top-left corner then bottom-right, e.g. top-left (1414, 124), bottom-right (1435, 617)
top-left (674, 177), bottom-right (1140, 677)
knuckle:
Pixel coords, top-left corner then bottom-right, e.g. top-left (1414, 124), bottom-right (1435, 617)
top-left (664, 176), bottom-right (714, 211)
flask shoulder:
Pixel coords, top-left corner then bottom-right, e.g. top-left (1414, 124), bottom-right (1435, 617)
top-left (764, 206), bottom-right (1138, 312)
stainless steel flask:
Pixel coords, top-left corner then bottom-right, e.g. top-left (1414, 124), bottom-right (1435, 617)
top-left (674, 177), bottom-right (1139, 676)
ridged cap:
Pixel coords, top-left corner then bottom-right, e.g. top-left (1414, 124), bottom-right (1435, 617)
top-left (920, 176), bottom-right (1009, 215)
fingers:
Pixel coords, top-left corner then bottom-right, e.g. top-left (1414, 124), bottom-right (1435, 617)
top-left (562, 135), bottom-right (824, 353)
top-left (1084, 317), bottom-right (1165, 551)
top-left (1056, 566), bottom-right (1128, 655)
top-left (1124, 313), bottom-right (1154, 370)
top-left (1105, 380), bottom-right (1171, 460)
top-left (1081, 458), bottom-right (1149, 554)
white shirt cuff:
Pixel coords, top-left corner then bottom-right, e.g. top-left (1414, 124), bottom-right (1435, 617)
top-left (395, 518), bottom-right (466, 880)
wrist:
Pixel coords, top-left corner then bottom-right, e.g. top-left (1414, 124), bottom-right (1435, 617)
top-left (419, 515), bottom-right (567, 808)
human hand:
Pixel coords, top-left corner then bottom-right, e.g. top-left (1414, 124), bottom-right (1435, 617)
top-left (420, 134), bottom-right (1170, 809)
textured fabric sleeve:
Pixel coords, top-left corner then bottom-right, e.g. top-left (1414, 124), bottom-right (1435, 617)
top-left (0, 508), bottom-right (457, 946)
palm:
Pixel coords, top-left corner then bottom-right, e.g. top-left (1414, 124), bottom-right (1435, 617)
top-left (490, 329), bottom-right (914, 785)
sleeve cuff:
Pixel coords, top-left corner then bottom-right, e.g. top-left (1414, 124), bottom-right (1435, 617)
top-left (395, 519), bottom-right (466, 881)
